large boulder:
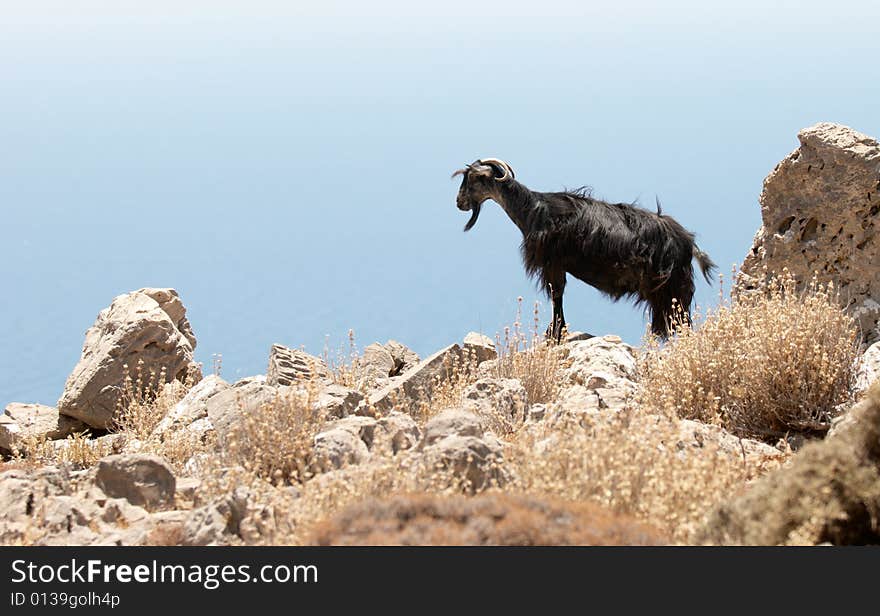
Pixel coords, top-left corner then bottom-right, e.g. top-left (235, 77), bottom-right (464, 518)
top-left (736, 123), bottom-right (880, 343)
top-left (57, 288), bottom-right (198, 429)
top-left (0, 403), bottom-right (87, 455)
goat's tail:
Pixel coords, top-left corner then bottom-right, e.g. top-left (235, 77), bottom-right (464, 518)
top-left (693, 245), bottom-right (717, 284)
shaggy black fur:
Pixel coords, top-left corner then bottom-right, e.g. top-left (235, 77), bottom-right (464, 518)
top-left (453, 159), bottom-right (716, 339)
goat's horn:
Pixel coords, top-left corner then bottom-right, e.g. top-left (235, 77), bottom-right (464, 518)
top-left (478, 158), bottom-right (514, 182)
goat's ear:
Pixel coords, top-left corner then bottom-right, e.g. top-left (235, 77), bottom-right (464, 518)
top-left (451, 168), bottom-right (467, 179)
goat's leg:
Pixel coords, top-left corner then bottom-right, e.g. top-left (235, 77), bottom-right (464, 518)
top-left (543, 270), bottom-right (567, 342)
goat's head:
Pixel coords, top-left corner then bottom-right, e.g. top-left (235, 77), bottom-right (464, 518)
top-left (451, 158), bottom-right (515, 231)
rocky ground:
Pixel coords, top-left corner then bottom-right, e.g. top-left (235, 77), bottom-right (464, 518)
top-left (3, 122), bottom-right (880, 546)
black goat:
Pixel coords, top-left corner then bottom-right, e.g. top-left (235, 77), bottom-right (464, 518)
top-left (452, 158), bottom-right (716, 340)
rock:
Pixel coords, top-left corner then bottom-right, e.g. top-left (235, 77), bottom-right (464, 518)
top-left (0, 464), bottom-right (190, 546)
top-left (316, 384), bottom-right (364, 419)
top-left (205, 382), bottom-right (284, 442)
top-left (422, 409), bottom-right (485, 446)
top-left (174, 477), bottom-right (201, 502)
top-left (94, 454), bottom-right (176, 510)
top-left (564, 335), bottom-right (638, 389)
top-left (312, 427), bottom-right (371, 472)
top-left (384, 340), bottom-right (420, 374)
top-left (462, 378), bottom-right (528, 430)
top-left (556, 336), bottom-right (638, 414)
top-left (419, 434), bottom-right (506, 492)
top-left (322, 412), bottom-right (420, 456)
top-left (698, 381), bottom-right (880, 545)
top-left (0, 403), bottom-right (88, 455)
top-left (736, 123), bottom-right (880, 343)
top-left (151, 375), bottom-right (229, 441)
top-left (181, 488), bottom-right (250, 546)
top-left (57, 288), bottom-right (198, 429)
top-left (463, 332), bottom-right (497, 363)
top-left (266, 344), bottom-right (329, 386)
top-left (676, 419), bottom-right (784, 460)
top-left (369, 344), bottom-right (463, 413)
top-left (856, 341), bottom-right (880, 394)
top-left (357, 343), bottom-right (396, 383)
top-left (375, 412), bottom-right (421, 454)
top-left (329, 415), bottom-right (378, 448)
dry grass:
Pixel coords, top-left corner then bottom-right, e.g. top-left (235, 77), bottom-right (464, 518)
top-left (491, 299), bottom-right (564, 404)
top-left (113, 360), bottom-right (199, 439)
top-left (221, 381), bottom-right (327, 486)
top-left (506, 408), bottom-right (786, 542)
top-left (307, 492), bottom-right (668, 545)
top-left (639, 270), bottom-right (860, 440)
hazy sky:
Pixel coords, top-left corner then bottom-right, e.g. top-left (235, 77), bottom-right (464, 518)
top-left (2, 1), bottom-right (879, 405)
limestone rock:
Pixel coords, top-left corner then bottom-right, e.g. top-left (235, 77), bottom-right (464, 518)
top-left (384, 340), bottom-right (420, 374)
top-left (462, 377), bottom-right (528, 430)
top-left (151, 375), bottom-right (229, 442)
top-left (57, 288), bottom-right (198, 429)
top-left (266, 344), bottom-right (329, 386)
top-left (736, 123), bottom-right (880, 343)
top-left (205, 382), bottom-right (284, 442)
top-left (369, 344), bottom-right (462, 413)
top-left (422, 409), bottom-right (484, 446)
top-left (316, 384), bottom-right (364, 419)
top-left (463, 332), bottom-right (497, 363)
top-left (181, 487), bottom-right (250, 546)
top-left (416, 408), bottom-right (506, 491)
top-left (0, 403), bottom-right (87, 455)
top-left (95, 454), bottom-right (176, 510)
top-left (375, 412), bottom-right (421, 454)
top-left (312, 426), bottom-right (371, 472)
top-left (419, 434), bottom-right (506, 492)
top-left (357, 343), bottom-right (396, 383)
top-left (855, 341), bottom-right (880, 394)
top-left (554, 335), bottom-right (639, 416)
top-left (676, 419), bottom-right (785, 460)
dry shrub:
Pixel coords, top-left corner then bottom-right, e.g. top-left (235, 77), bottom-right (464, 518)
top-left (223, 383), bottom-right (326, 486)
top-left (639, 270), bottom-right (859, 440)
top-left (307, 492), bottom-right (667, 546)
top-left (699, 380), bottom-right (880, 545)
top-left (492, 299), bottom-right (564, 404)
top-left (114, 361), bottom-right (197, 439)
top-left (507, 409), bottom-right (784, 542)
top-left (11, 432), bottom-right (117, 471)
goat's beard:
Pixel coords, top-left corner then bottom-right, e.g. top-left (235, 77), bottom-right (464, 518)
top-left (463, 202), bottom-right (481, 232)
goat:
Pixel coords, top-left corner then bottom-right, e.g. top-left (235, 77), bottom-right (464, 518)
top-left (452, 158), bottom-right (716, 340)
